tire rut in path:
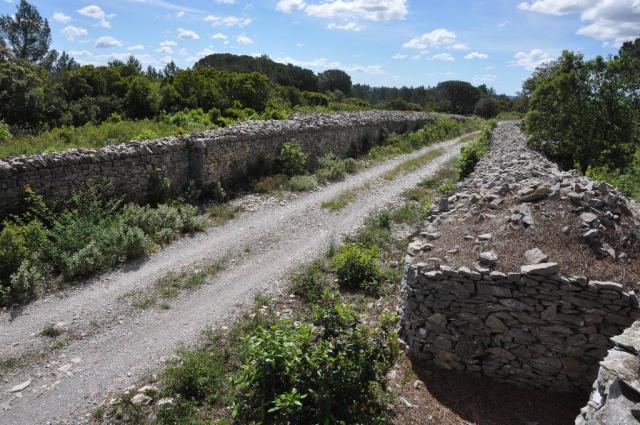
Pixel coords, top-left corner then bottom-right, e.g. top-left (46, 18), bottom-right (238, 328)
top-left (0, 136), bottom-right (465, 424)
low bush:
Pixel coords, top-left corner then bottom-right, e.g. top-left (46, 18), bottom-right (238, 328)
top-left (0, 187), bottom-right (205, 306)
top-left (0, 121), bottom-right (12, 143)
top-left (254, 174), bottom-right (288, 193)
top-left (163, 341), bottom-right (226, 404)
top-left (289, 260), bottom-right (329, 303)
top-left (315, 153), bottom-right (347, 183)
top-left (232, 301), bottom-right (399, 424)
top-left (456, 119), bottom-right (497, 179)
top-left (287, 175), bottom-right (318, 192)
top-left (331, 243), bottom-right (383, 292)
top-left (278, 142), bottom-right (308, 176)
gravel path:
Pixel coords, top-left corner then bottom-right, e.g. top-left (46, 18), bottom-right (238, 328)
top-left (0, 136), bottom-right (466, 424)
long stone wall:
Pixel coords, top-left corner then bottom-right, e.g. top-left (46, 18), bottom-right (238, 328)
top-left (0, 111), bottom-right (433, 217)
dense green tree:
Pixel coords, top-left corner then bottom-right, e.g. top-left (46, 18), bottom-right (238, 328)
top-left (525, 41), bottom-right (640, 172)
top-left (0, 60), bottom-right (49, 127)
top-left (0, 0), bottom-right (51, 63)
top-left (474, 97), bottom-right (500, 119)
top-left (196, 53), bottom-right (318, 92)
top-left (318, 69), bottom-right (352, 95)
top-left (434, 81), bottom-right (481, 115)
top-left (125, 76), bottom-right (160, 118)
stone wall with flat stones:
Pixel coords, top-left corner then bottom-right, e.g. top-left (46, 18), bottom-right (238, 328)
top-left (0, 111), bottom-right (434, 217)
top-left (400, 261), bottom-right (639, 393)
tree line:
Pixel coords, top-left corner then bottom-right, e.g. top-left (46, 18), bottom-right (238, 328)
top-left (0, 0), bottom-right (514, 140)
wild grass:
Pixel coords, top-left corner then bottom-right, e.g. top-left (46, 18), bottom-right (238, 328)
top-left (321, 189), bottom-right (359, 211)
top-left (382, 147), bottom-right (445, 180)
top-left (208, 203), bottom-right (242, 226)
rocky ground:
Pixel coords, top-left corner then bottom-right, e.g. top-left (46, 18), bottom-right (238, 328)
top-left (0, 134), bottom-right (465, 425)
top-left (412, 121), bottom-right (639, 286)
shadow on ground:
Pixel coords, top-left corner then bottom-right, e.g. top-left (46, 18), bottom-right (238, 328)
top-left (392, 357), bottom-right (587, 425)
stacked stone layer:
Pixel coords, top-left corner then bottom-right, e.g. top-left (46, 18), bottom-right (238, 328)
top-left (399, 121), bottom-right (640, 422)
top-left (0, 111), bottom-right (433, 217)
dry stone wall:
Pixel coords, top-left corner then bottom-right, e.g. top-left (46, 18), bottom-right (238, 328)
top-left (0, 111), bottom-right (433, 217)
top-left (399, 121), bottom-right (640, 400)
top-left (401, 262), bottom-right (638, 392)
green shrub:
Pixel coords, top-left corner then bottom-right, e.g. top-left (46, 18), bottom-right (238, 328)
top-left (456, 119), bottom-right (497, 179)
top-left (315, 153), bottom-right (347, 183)
top-left (289, 260), bottom-right (329, 303)
top-left (278, 142), bottom-right (308, 176)
top-left (148, 168), bottom-right (171, 205)
top-left (474, 97), bottom-right (500, 119)
top-left (331, 243), bottom-right (382, 292)
top-left (287, 175), bottom-right (318, 192)
top-left (132, 129), bottom-right (158, 141)
top-left (0, 121), bottom-right (13, 143)
top-left (163, 343), bottom-right (226, 404)
top-left (232, 303), bottom-right (399, 424)
top-left (254, 174), bottom-right (288, 193)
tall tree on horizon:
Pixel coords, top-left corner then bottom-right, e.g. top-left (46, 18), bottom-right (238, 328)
top-left (0, 0), bottom-right (51, 63)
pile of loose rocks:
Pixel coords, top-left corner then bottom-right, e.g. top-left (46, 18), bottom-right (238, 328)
top-left (399, 121), bottom-right (640, 423)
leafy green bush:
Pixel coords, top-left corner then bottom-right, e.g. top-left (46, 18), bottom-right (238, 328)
top-left (315, 153), bottom-right (347, 183)
top-left (331, 243), bottom-right (382, 292)
top-left (587, 150), bottom-right (640, 199)
top-left (289, 260), bottom-right (329, 303)
top-left (0, 121), bottom-right (13, 143)
top-left (232, 302), bottom-right (399, 424)
top-left (474, 97), bottom-right (500, 119)
top-left (163, 343), bottom-right (226, 404)
top-left (287, 175), bottom-right (318, 192)
top-left (278, 142), bottom-right (308, 176)
top-left (132, 129), bottom-right (158, 141)
top-left (0, 187), bottom-right (205, 306)
top-left (456, 119), bottom-right (497, 179)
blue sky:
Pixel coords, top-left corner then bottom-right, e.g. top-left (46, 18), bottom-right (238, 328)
top-left (2, 0), bottom-right (638, 94)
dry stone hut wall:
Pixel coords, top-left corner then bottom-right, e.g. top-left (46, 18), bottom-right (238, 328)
top-left (0, 111), bottom-right (433, 217)
top-left (399, 121), bottom-right (640, 404)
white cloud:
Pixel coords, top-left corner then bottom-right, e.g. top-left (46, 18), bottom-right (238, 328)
top-left (62, 26), bottom-right (88, 41)
top-left (277, 0), bottom-right (407, 21)
top-left (519, 0), bottom-right (640, 45)
top-left (512, 49), bottom-right (552, 69)
top-left (213, 0), bottom-right (236, 3)
top-left (276, 0), bottom-right (306, 13)
top-left (127, 44), bottom-right (145, 51)
top-left (450, 43), bottom-right (469, 51)
top-left (430, 52), bottom-right (455, 61)
top-left (327, 22), bottom-right (365, 31)
top-left (473, 74), bottom-right (498, 82)
top-left (517, 0), bottom-right (596, 15)
top-left (464, 51), bottom-right (489, 59)
top-left (392, 53), bottom-right (407, 59)
top-left (197, 47), bottom-right (216, 57)
top-left (160, 40), bottom-right (178, 46)
top-left (274, 56), bottom-right (385, 74)
top-left (211, 33), bottom-right (228, 40)
top-left (157, 46), bottom-right (173, 54)
top-left (176, 10), bottom-right (185, 17)
top-left (304, 0), bottom-right (408, 21)
top-left (177, 28), bottom-right (200, 39)
top-left (78, 5), bottom-right (112, 28)
top-left (69, 50), bottom-right (92, 57)
top-left (205, 15), bottom-right (251, 27)
top-left (403, 28), bottom-right (457, 49)
top-left (236, 34), bottom-right (253, 44)
top-left (53, 12), bottom-right (71, 23)
top-left (95, 36), bottom-right (122, 48)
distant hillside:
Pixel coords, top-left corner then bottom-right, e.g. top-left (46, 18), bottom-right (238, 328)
top-left (196, 53), bottom-right (319, 92)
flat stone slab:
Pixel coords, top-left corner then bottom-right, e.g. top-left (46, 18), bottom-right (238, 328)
top-left (520, 262), bottom-right (559, 275)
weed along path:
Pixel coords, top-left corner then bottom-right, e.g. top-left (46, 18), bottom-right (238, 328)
top-left (0, 135), bottom-right (468, 424)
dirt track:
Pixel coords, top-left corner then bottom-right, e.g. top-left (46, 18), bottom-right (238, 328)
top-left (0, 135), bottom-right (465, 424)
